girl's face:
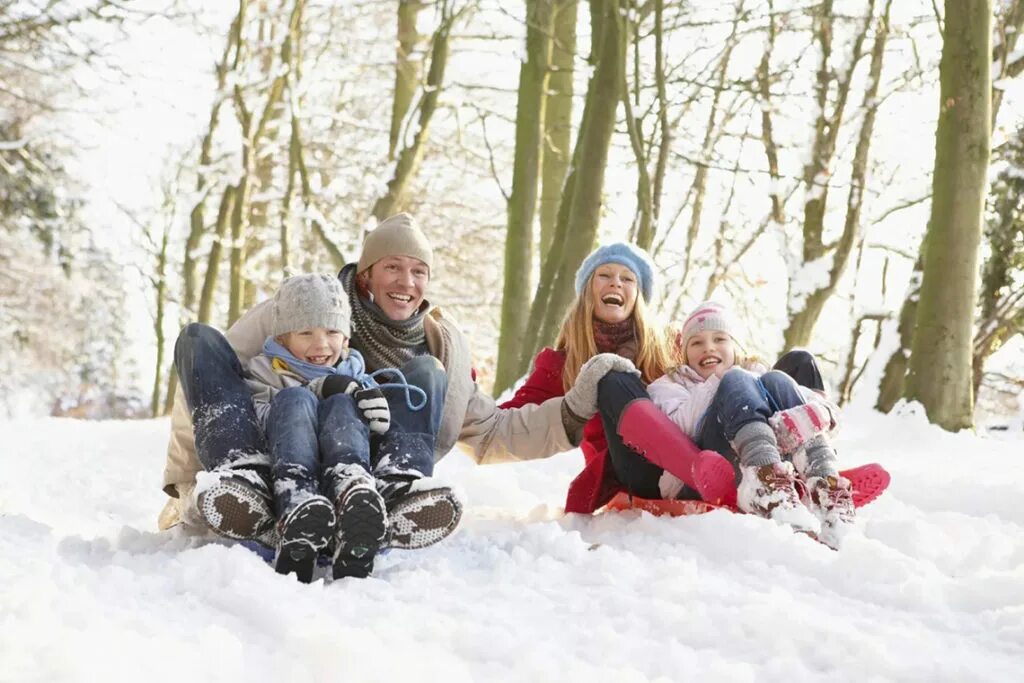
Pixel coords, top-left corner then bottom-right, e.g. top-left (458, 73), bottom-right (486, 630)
top-left (685, 329), bottom-right (736, 379)
top-left (590, 263), bottom-right (639, 324)
top-left (280, 327), bottom-right (348, 366)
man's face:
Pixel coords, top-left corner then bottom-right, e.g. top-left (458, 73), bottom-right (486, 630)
top-left (364, 255), bottom-right (430, 320)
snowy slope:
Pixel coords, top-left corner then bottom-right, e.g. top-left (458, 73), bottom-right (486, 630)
top-left (2, 408), bottom-right (1023, 683)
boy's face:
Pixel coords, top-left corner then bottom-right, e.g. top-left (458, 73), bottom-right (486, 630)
top-left (590, 263), bottom-right (639, 324)
top-left (685, 329), bottom-right (736, 380)
top-left (363, 255), bottom-right (429, 321)
top-left (280, 327), bottom-right (348, 367)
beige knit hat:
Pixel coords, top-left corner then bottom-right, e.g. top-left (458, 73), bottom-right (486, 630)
top-left (271, 273), bottom-right (351, 337)
top-left (356, 212), bottom-right (433, 274)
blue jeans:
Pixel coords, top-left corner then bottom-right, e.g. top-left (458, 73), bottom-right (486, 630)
top-left (373, 355), bottom-right (448, 479)
top-left (697, 368), bottom-right (806, 470)
top-left (174, 323), bottom-right (267, 472)
top-left (266, 388), bottom-right (372, 517)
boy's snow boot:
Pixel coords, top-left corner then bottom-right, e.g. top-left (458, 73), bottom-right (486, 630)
top-left (804, 475), bottom-right (856, 550)
top-left (195, 466), bottom-right (277, 547)
top-left (274, 494), bottom-right (336, 583)
top-left (380, 476), bottom-right (463, 550)
top-left (332, 479), bottom-right (388, 580)
top-left (616, 399), bottom-right (736, 505)
top-left (737, 461), bottom-right (819, 534)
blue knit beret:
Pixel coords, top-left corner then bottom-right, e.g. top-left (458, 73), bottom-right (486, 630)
top-left (574, 242), bottom-right (655, 302)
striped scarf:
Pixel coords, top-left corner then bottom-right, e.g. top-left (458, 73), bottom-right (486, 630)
top-left (339, 263), bottom-right (430, 372)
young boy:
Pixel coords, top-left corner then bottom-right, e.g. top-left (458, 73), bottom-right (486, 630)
top-left (245, 273), bottom-right (392, 582)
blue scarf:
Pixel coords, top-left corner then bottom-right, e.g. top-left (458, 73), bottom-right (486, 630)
top-left (262, 337), bottom-right (368, 383)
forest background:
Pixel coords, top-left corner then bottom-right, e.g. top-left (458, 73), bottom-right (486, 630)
top-left (1, 0), bottom-right (1022, 434)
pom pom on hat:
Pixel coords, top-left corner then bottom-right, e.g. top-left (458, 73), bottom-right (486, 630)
top-left (574, 242), bottom-right (655, 302)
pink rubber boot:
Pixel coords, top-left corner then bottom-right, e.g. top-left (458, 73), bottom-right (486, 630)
top-left (616, 399), bottom-right (737, 505)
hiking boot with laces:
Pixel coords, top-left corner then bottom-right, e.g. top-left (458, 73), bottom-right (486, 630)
top-left (737, 461), bottom-right (818, 534)
top-left (332, 480), bottom-right (388, 580)
top-left (274, 495), bottom-right (336, 583)
top-left (804, 474), bottom-right (856, 549)
top-left (195, 467), bottom-right (277, 547)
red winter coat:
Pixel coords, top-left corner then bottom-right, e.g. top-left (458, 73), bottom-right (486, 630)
top-left (500, 347), bottom-right (625, 514)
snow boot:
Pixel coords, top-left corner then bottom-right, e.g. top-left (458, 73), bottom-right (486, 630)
top-left (737, 461), bottom-right (819, 533)
top-left (195, 466), bottom-right (277, 547)
top-left (331, 479), bottom-right (388, 580)
top-left (616, 399), bottom-right (736, 505)
top-left (380, 476), bottom-right (463, 550)
top-left (274, 495), bottom-right (336, 583)
top-left (804, 474), bottom-right (856, 550)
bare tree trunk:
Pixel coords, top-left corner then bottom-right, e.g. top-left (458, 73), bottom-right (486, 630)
top-left (781, 0), bottom-right (875, 349)
top-left (877, 1), bottom-right (1016, 409)
top-left (680, 0), bottom-right (743, 273)
top-left (783, 0), bottom-right (891, 348)
top-left (151, 223), bottom-right (170, 417)
top-left (539, 0), bottom-right (577, 262)
top-left (519, 0), bottom-right (627, 366)
top-left (198, 185), bottom-right (237, 325)
top-left (905, 0), bottom-right (991, 430)
top-left (370, 2), bottom-right (460, 223)
top-left (494, 0), bottom-right (555, 396)
top-left (390, 0), bottom-right (426, 160)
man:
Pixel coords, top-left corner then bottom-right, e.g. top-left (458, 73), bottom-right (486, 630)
top-left (159, 213), bottom-right (636, 549)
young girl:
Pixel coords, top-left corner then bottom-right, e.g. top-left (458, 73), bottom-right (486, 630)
top-left (246, 273), bottom-right (415, 582)
top-left (648, 301), bottom-right (856, 548)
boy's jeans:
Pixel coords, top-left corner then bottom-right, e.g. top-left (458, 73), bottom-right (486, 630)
top-left (265, 355), bottom-right (449, 516)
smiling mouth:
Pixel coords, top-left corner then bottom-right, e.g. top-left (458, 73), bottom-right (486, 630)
top-left (601, 294), bottom-right (624, 306)
top-left (700, 357), bottom-right (721, 367)
top-left (307, 355), bottom-right (332, 365)
top-left (387, 293), bottom-right (414, 305)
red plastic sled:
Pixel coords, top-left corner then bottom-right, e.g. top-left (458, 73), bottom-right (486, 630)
top-left (603, 463), bottom-right (890, 517)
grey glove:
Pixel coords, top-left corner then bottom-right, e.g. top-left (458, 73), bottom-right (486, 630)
top-left (563, 353), bottom-right (640, 420)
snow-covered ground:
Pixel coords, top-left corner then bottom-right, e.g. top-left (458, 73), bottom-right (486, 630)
top-left (2, 406), bottom-right (1023, 683)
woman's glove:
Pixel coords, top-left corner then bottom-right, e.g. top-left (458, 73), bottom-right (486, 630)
top-left (354, 387), bottom-right (390, 434)
top-left (308, 374), bottom-right (359, 399)
top-left (563, 353), bottom-right (640, 420)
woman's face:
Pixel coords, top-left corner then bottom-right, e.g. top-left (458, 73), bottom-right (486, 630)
top-left (590, 263), bottom-right (639, 324)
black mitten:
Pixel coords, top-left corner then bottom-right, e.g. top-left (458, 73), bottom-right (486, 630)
top-left (354, 387), bottom-right (390, 434)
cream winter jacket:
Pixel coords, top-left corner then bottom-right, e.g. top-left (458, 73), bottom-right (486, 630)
top-left (159, 298), bottom-right (573, 528)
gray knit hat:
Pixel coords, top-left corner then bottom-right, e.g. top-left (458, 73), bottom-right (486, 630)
top-left (356, 212), bottom-right (433, 274)
top-left (271, 273), bottom-right (351, 337)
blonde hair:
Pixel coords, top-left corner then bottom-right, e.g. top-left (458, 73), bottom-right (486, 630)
top-left (556, 282), bottom-right (671, 392)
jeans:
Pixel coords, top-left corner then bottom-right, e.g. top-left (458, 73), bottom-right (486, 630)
top-left (596, 371), bottom-right (665, 499)
top-left (174, 323), bottom-right (267, 472)
top-left (266, 387), bottom-right (372, 516)
top-left (697, 369), bottom-right (806, 472)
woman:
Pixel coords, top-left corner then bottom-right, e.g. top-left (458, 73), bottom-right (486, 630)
top-left (501, 243), bottom-right (736, 513)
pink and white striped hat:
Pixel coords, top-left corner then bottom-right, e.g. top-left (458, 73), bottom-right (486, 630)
top-left (679, 301), bottom-right (740, 352)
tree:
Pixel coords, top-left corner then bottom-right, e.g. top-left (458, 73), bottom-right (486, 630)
top-left (518, 0), bottom-right (628, 371)
top-left (494, 0), bottom-right (555, 395)
top-left (904, 0), bottom-right (991, 430)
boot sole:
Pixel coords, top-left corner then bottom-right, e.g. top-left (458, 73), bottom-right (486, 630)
top-left (197, 477), bottom-right (275, 542)
top-left (275, 497), bottom-right (336, 584)
top-left (333, 488), bottom-right (387, 580)
top-left (386, 488), bottom-right (462, 550)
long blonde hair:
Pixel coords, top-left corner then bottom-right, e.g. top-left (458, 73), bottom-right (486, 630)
top-left (555, 282), bottom-right (671, 392)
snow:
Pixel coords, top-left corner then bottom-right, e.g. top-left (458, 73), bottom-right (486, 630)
top-left (3, 411), bottom-right (1024, 682)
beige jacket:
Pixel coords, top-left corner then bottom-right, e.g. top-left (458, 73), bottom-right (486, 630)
top-left (159, 299), bottom-right (572, 528)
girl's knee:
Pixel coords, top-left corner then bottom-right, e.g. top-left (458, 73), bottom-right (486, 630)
top-left (718, 367), bottom-right (754, 388)
top-left (401, 355), bottom-right (447, 386)
top-left (760, 370), bottom-right (798, 394)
